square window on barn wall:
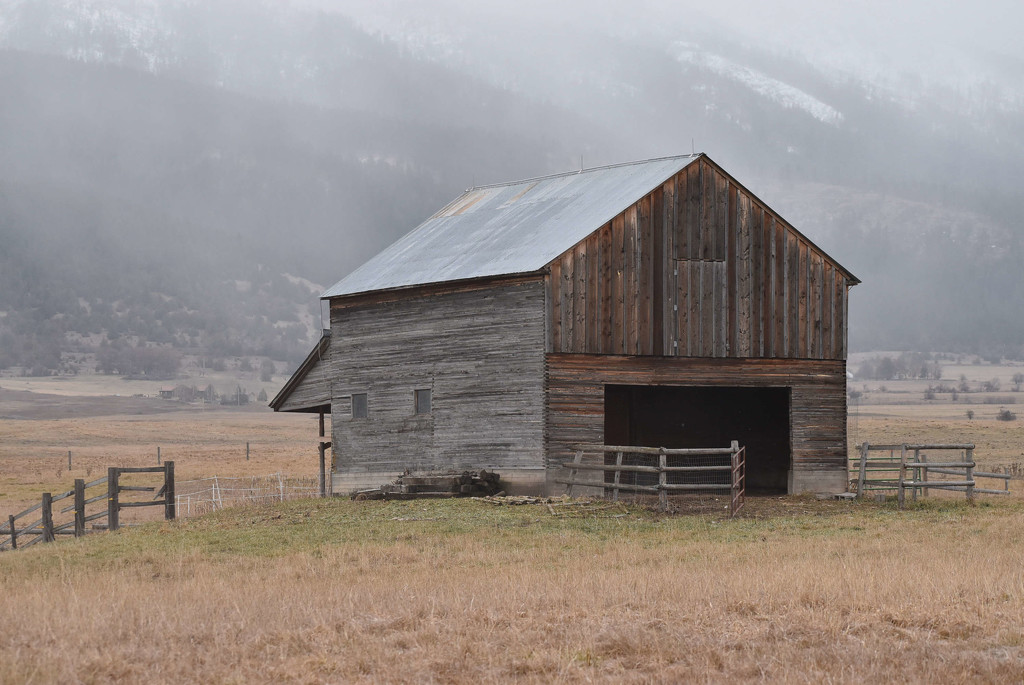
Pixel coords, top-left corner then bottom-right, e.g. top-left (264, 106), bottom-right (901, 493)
top-left (351, 393), bottom-right (368, 419)
top-left (414, 388), bottom-right (431, 415)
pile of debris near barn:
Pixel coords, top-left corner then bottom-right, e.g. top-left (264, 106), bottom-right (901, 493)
top-left (271, 153), bottom-right (858, 498)
top-left (352, 470), bottom-right (503, 501)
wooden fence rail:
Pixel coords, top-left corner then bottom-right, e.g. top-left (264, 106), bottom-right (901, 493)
top-left (0, 462), bottom-right (175, 552)
top-left (559, 442), bottom-right (746, 516)
top-left (850, 443), bottom-right (1012, 509)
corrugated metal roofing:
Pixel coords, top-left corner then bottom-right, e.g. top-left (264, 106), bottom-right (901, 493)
top-left (322, 154), bottom-right (701, 298)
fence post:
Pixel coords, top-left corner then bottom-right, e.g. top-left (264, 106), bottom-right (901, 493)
top-left (318, 442), bottom-right (326, 498)
top-left (108, 467), bottom-right (120, 531)
top-left (658, 448), bottom-right (667, 512)
top-left (566, 449), bottom-right (583, 497)
top-left (612, 451), bottom-right (622, 502)
top-left (164, 461), bottom-right (176, 521)
top-left (912, 448), bottom-right (920, 502)
top-left (68, 450), bottom-right (72, 470)
top-left (246, 442), bottom-right (250, 461)
top-left (42, 493), bottom-right (54, 543)
top-left (966, 448), bottom-right (975, 505)
top-left (857, 442), bottom-right (868, 498)
top-left (897, 445), bottom-right (907, 510)
top-left (74, 478), bottom-right (85, 537)
top-left (922, 452), bottom-right (929, 497)
top-left (157, 446), bottom-right (161, 465)
top-left (278, 473), bottom-right (284, 502)
top-left (9, 514), bottom-right (17, 550)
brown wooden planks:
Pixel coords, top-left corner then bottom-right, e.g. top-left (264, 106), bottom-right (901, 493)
top-left (713, 260), bottom-right (727, 357)
top-left (811, 253), bottom-right (823, 359)
top-left (562, 251), bottom-right (575, 352)
top-left (546, 353), bottom-right (849, 483)
top-left (676, 260), bottom-right (690, 356)
top-left (682, 163), bottom-right (700, 260)
top-left (726, 183), bottom-right (738, 356)
top-left (762, 208), bottom-right (773, 357)
top-left (736, 192), bottom-right (752, 357)
top-left (652, 187), bottom-right (665, 356)
top-left (700, 162), bottom-right (715, 260)
top-left (599, 223), bottom-right (613, 354)
top-left (585, 234), bottom-right (599, 353)
top-left (774, 219), bottom-right (786, 356)
top-left (787, 232), bottom-right (800, 358)
top-left (700, 261), bottom-right (715, 356)
top-left (822, 262), bottom-right (834, 359)
top-left (638, 196), bottom-right (654, 355)
top-left (611, 215), bottom-right (625, 353)
top-left (714, 169), bottom-right (728, 261)
top-left (689, 259), bottom-right (702, 356)
top-left (624, 205), bottom-right (639, 355)
top-left (798, 240), bottom-right (808, 359)
top-left (574, 242), bottom-right (587, 353)
top-left (831, 270), bottom-right (839, 360)
top-left (751, 204), bottom-right (764, 356)
top-left (537, 162), bottom-right (853, 363)
top-left (663, 178), bottom-right (679, 354)
top-left (839, 279), bottom-right (848, 359)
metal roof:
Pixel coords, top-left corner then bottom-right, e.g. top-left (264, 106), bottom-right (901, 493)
top-left (322, 154), bottom-right (702, 298)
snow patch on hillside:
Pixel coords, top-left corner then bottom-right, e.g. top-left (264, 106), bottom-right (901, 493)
top-left (674, 42), bottom-right (844, 126)
top-left (282, 273), bottom-right (323, 295)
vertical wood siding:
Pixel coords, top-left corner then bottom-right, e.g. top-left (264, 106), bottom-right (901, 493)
top-left (328, 280), bottom-right (547, 483)
top-left (547, 158), bottom-right (853, 360)
top-left (545, 354), bottom-right (848, 475)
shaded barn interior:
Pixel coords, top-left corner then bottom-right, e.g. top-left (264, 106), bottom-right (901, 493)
top-left (604, 384), bottom-right (790, 493)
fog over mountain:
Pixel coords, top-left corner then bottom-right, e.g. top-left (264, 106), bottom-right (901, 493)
top-left (1, 0), bottom-right (1023, 374)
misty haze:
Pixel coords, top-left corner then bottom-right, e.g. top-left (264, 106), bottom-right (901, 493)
top-left (2, 1), bottom-right (1024, 682)
top-left (1, 0), bottom-right (1023, 375)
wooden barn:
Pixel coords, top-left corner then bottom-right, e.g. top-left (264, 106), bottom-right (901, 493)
top-left (271, 153), bottom-right (859, 495)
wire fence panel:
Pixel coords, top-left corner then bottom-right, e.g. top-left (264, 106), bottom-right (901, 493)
top-left (174, 473), bottom-right (319, 517)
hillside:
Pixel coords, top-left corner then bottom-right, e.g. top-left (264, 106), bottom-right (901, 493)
top-left (2, 0), bottom-right (1024, 368)
top-left (0, 49), bottom-right (600, 372)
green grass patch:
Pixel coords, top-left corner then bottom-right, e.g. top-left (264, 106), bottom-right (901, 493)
top-left (3, 496), bottom-right (1022, 580)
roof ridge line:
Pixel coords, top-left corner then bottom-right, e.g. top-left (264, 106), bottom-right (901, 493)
top-left (466, 152), bottom-right (703, 191)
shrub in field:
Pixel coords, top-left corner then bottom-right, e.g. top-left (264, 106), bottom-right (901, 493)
top-left (996, 408), bottom-right (1017, 421)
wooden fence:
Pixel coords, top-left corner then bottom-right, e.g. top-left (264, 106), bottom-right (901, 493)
top-left (851, 443), bottom-right (1012, 509)
top-left (559, 442), bottom-right (746, 516)
top-left (0, 462), bottom-right (175, 552)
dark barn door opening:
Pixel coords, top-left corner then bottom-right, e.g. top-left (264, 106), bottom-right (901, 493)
top-left (604, 385), bottom-right (791, 493)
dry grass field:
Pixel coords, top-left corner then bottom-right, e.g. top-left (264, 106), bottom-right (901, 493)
top-left (1, 364), bottom-right (1023, 682)
top-left (0, 387), bottom-right (318, 513)
top-left (1, 497), bottom-right (1023, 683)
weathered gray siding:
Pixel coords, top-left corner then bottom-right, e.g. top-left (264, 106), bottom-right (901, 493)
top-left (328, 279), bottom-right (547, 493)
top-left (274, 353), bottom-right (331, 412)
